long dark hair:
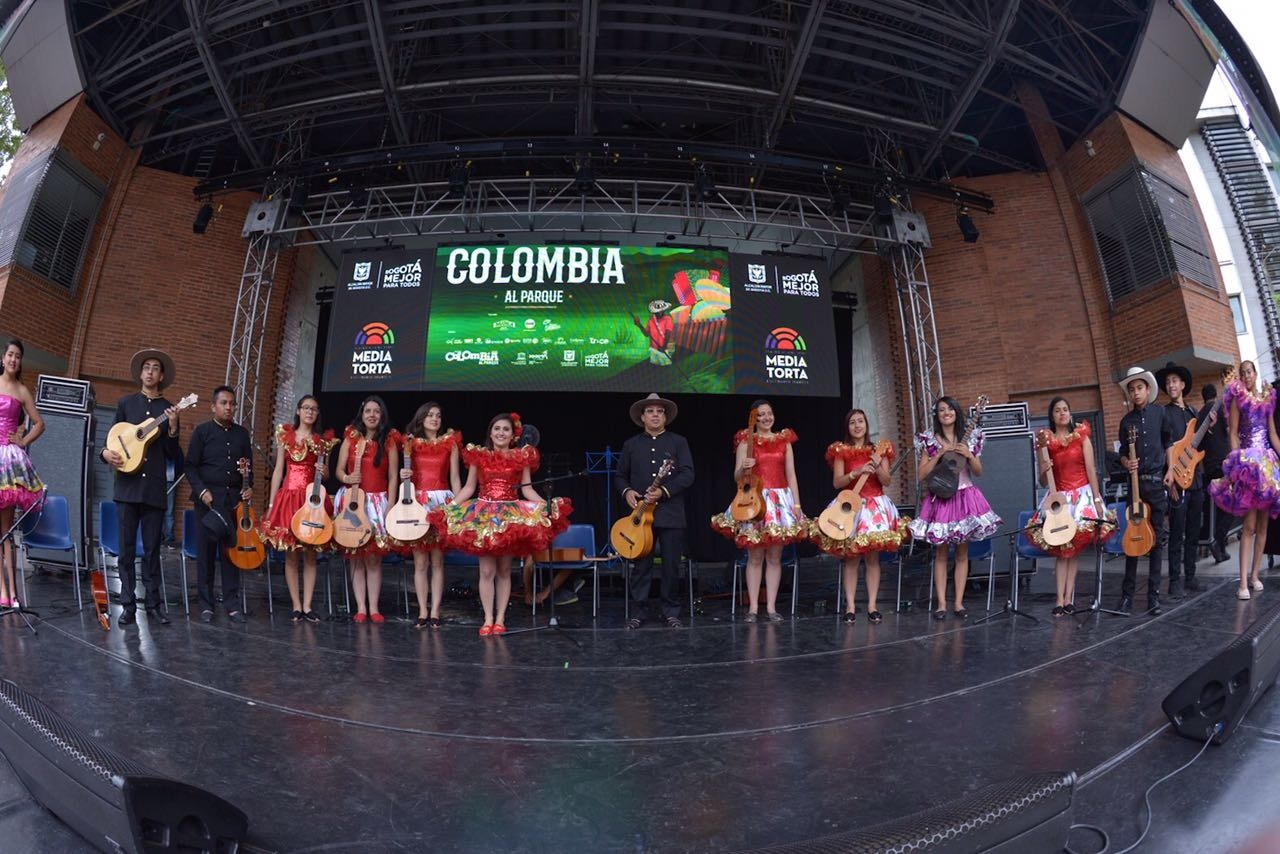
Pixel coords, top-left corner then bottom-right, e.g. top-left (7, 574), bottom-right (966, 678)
top-left (933, 396), bottom-right (965, 440)
top-left (1046, 396), bottom-right (1070, 431)
top-left (350, 396), bottom-right (390, 468)
top-left (291, 394), bottom-right (322, 433)
top-left (484, 413), bottom-right (515, 450)
top-left (842, 408), bottom-right (870, 447)
top-left (5, 339), bottom-right (23, 381)
top-left (406, 401), bottom-right (443, 439)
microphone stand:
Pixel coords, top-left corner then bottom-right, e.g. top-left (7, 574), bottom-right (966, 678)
top-left (0, 488), bottom-right (49, 635)
top-left (504, 470), bottom-right (587, 647)
top-left (972, 526), bottom-right (1038, 625)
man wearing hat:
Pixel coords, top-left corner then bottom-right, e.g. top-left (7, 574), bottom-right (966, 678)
top-left (1117, 366), bottom-right (1175, 615)
top-left (631, 299), bottom-right (675, 365)
top-left (100, 348), bottom-right (184, 627)
top-left (616, 393), bottom-right (695, 627)
top-left (1157, 361), bottom-right (1204, 598)
top-left (185, 385), bottom-right (254, 623)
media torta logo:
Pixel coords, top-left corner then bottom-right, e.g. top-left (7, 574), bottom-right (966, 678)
top-left (764, 327), bottom-right (806, 350)
top-left (355, 322), bottom-right (396, 347)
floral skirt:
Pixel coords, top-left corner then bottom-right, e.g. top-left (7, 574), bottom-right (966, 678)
top-left (0, 444), bottom-right (43, 513)
top-left (438, 497), bottom-right (572, 557)
top-left (394, 489), bottom-right (454, 553)
top-left (257, 486), bottom-right (334, 551)
top-left (332, 488), bottom-right (390, 555)
top-left (710, 487), bottom-right (810, 548)
top-left (1210, 446), bottom-right (1280, 517)
top-left (812, 495), bottom-right (911, 557)
top-left (1026, 484), bottom-right (1117, 557)
top-left (908, 485), bottom-right (1002, 545)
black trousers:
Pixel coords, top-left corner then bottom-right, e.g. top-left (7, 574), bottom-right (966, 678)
top-left (195, 504), bottom-right (240, 612)
top-left (116, 501), bottom-right (164, 612)
top-left (629, 526), bottom-right (685, 619)
top-left (1123, 482), bottom-right (1168, 601)
top-left (1167, 486), bottom-right (1204, 584)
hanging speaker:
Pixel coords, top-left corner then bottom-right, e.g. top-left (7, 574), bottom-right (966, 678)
top-left (0, 679), bottom-right (249, 853)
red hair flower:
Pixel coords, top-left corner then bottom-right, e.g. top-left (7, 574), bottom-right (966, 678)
top-left (509, 411), bottom-right (523, 439)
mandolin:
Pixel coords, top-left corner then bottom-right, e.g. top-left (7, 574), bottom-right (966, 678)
top-left (289, 451), bottom-right (333, 546)
top-left (1035, 431), bottom-right (1078, 548)
top-left (1121, 425), bottom-right (1157, 558)
top-left (611, 457), bottom-right (675, 560)
top-left (1169, 369), bottom-right (1233, 491)
top-left (817, 440), bottom-right (891, 541)
top-left (226, 458), bottom-right (266, 570)
top-left (105, 393), bottom-right (199, 475)
top-left (333, 439), bottom-right (374, 550)
top-left (729, 410), bottom-right (766, 522)
top-left (925, 395), bottom-right (989, 500)
top-left (384, 437), bottom-right (431, 543)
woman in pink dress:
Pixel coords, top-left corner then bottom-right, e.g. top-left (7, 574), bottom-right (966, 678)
top-left (0, 340), bottom-right (44, 609)
top-left (397, 402), bottom-right (461, 630)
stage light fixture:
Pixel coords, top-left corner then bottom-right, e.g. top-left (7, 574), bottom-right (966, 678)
top-left (192, 203), bottom-right (215, 234)
top-left (448, 163), bottom-right (470, 196)
top-left (693, 169), bottom-right (716, 201)
top-left (574, 162), bottom-right (595, 194)
top-left (831, 187), bottom-right (851, 216)
top-left (956, 206), bottom-right (980, 243)
top-left (873, 190), bottom-right (894, 224)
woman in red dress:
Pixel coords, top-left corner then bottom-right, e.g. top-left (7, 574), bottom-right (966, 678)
top-left (1026, 398), bottom-right (1116, 616)
top-left (440, 413), bottom-right (571, 637)
top-left (334, 396), bottom-right (400, 623)
top-left (397, 402), bottom-right (462, 629)
top-left (258, 395), bottom-right (335, 622)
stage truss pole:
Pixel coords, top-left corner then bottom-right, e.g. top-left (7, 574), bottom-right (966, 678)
top-left (892, 240), bottom-right (943, 444)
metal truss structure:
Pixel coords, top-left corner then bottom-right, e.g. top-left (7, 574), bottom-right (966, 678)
top-left (891, 242), bottom-right (943, 443)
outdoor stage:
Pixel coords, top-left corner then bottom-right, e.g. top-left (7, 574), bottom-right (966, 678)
top-left (0, 554), bottom-right (1277, 853)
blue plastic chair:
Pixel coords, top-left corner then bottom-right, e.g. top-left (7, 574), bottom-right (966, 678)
top-left (532, 524), bottom-right (599, 617)
top-left (731, 543), bottom-right (800, 618)
top-left (19, 494), bottom-right (80, 609)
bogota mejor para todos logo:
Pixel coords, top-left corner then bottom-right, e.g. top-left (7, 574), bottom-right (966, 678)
top-left (352, 322), bottom-right (395, 376)
top-left (764, 326), bottom-right (808, 381)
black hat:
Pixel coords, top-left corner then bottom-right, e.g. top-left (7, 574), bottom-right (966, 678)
top-left (1154, 361), bottom-right (1192, 394)
top-left (201, 507), bottom-right (232, 543)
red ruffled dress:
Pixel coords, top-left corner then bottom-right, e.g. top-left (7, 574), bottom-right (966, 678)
top-left (812, 441), bottom-right (911, 557)
top-left (710, 429), bottom-right (809, 548)
top-left (399, 429), bottom-right (462, 551)
top-left (1025, 422), bottom-right (1117, 557)
top-left (256, 425), bottom-right (336, 551)
top-left (334, 427), bottom-right (401, 555)
top-left (438, 444), bottom-right (572, 556)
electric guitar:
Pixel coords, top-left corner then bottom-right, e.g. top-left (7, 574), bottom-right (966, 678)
top-left (611, 457), bottom-right (675, 560)
top-left (1169, 368), bottom-right (1233, 491)
top-left (816, 440), bottom-right (891, 541)
top-left (729, 410), bottom-right (766, 522)
top-left (289, 451), bottom-right (333, 546)
top-left (1035, 431), bottom-right (1078, 548)
top-left (333, 439), bottom-right (374, 550)
top-left (384, 438), bottom-right (431, 543)
top-left (226, 458), bottom-right (266, 570)
top-left (1121, 425), bottom-right (1157, 557)
top-left (925, 395), bottom-right (989, 500)
top-left (105, 393), bottom-right (199, 474)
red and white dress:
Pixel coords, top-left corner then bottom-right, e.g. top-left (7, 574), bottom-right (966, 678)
top-left (710, 429), bottom-right (809, 548)
top-left (399, 429), bottom-right (463, 551)
top-left (256, 425), bottom-right (336, 551)
top-left (334, 427), bottom-right (401, 555)
top-left (812, 441), bottom-right (911, 557)
top-left (1025, 421), bottom-right (1117, 557)
top-left (438, 444), bottom-right (572, 556)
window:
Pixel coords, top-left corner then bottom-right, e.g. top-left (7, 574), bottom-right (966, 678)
top-left (0, 150), bottom-right (103, 290)
top-left (1230, 294), bottom-right (1248, 334)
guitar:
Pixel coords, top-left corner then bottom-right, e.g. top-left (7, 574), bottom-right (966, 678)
top-left (729, 410), bottom-right (766, 522)
top-left (105, 393), bottom-right (199, 474)
top-left (1121, 425), bottom-right (1157, 557)
top-left (817, 440), bottom-right (891, 541)
top-left (91, 567), bottom-right (110, 631)
top-left (289, 451), bottom-right (334, 546)
top-left (1035, 431), bottom-right (1078, 548)
top-left (925, 395), bottom-right (990, 500)
top-left (384, 438), bottom-right (431, 543)
top-left (1169, 369), bottom-right (1234, 491)
top-left (226, 458), bottom-right (266, 570)
top-left (333, 439), bottom-right (374, 550)
top-left (611, 457), bottom-right (676, 559)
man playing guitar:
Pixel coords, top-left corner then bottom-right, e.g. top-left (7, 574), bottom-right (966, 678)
top-left (1156, 361), bottom-right (1204, 598)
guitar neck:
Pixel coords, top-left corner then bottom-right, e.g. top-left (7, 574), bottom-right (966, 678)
top-left (1189, 400), bottom-right (1221, 447)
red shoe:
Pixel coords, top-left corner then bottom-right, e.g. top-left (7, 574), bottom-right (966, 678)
top-left (478, 624), bottom-right (494, 637)
top-left (353, 612), bottom-right (368, 623)
top-left (370, 613), bottom-right (385, 624)
top-left (492, 623), bottom-right (506, 635)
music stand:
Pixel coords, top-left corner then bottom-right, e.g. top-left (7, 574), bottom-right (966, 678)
top-left (972, 531), bottom-right (1037, 625)
top-left (503, 470), bottom-right (585, 648)
top-left (0, 489), bottom-right (48, 635)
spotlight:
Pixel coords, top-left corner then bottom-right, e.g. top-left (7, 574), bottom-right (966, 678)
top-left (693, 169), bottom-right (716, 201)
top-left (873, 190), bottom-right (894, 224)
top-left (831, 187), bottom-right (851, 217)
top-left (448, 163), bottom-right (470, 197)
top-left (956, 207), bottom-right (980, 243)
top-left (574, 162), bottom-right (595, 194)
top-left (192, 203), bottom-right (215, 234)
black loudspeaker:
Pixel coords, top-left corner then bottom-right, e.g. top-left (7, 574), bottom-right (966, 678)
top-left (971, 434), bottom-right (1037, 573)
top-left (0, 679), bottom-right (248, 853)
top-left (748, 771), bottom-right (1075, 853)
top-left (1162, 599), bottom-right (1280, 745)
top-left (25, 406), bottom-right (94, 564)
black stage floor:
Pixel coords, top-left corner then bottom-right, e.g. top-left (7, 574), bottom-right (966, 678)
top-left (1, 551), bottom-right (1278, 853)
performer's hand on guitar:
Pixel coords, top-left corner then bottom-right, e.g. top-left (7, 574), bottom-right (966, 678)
top-left (240, 486), bottom-right (252, 501)
top-left (858, 461), bottom-right (876, 475)
top-left (643, 486), bottom-right (663, 504)
top-left (315, 460), bottom-right (328, 479)
top-left (400, 466), bottom-right (412, 481)
top-left (344, 470), bottom-right (361, 486)
top-left (625, 488), bottom-right (640, 510)
top-left (1123, 455), bottom-right (1138, 473)
top-left (103, 449), bottom-right (124, 469)
top-left (165, 406), bottom-right (180, 436)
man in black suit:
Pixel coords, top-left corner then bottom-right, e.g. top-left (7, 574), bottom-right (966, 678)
top-left (1199, 382), bottom-right (1231, 569)
top-left (616, 393), bottom-right (694, 628)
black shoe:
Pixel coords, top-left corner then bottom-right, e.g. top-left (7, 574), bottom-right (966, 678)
top-left (1167, 582), bottom-right (1185, 601)
top-left (1211, 545), bottom-right (1230, 564)
top-left (146, 608), bottom-right (171, 625)
top-left (842, 611), bottom-right (856, 624)
top-left (1117, 597), bottom-right (1132, 615)
top-left (117, 610), bottom-right (136, 627)
top-left (227, 610), bottom-right (246, 624)
top-left (1148, 596), bottom-right (1162, 616)
top-left (1185, 578), bottom-right (1203, 592)
top-left (200, 609), bottom-right (214, 623)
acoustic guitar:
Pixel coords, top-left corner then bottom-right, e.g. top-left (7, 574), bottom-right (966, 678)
top-left (105, 393), bottom-right (199, 474)
top-left (925, 395), bottom-right (989, 500)
top-left (384, 438), bottom-right (431, 543)
top-left (333, 439), bottom-right (374, 550)
top-left (1035, 431), bottom-right (1078, 548)
top-left (1121, 425), bottom-right (1157, 557)
top-left (610, 456), bottom-right (675, 560)
top-left (226, 458), bottom-right (266, 570)
top-left (91, 566), bottom-right (110, 631)
top-left (1169, 369), bottom-right (1233, 491)
top-left (729, 410), bottom-right (766, 522)
top-left (816, 439), bottom-right (891, 541)
top-left (289, 451), bottom-right (333, 547)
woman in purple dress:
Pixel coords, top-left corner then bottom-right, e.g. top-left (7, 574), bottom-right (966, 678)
top-left (0, 340), bottom-right (44, 608)
top-left (1209, 360), bottom-right (1280, 600)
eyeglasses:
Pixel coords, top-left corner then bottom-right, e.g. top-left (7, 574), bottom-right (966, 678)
top-left (299, 406), bottom-right (319, 412)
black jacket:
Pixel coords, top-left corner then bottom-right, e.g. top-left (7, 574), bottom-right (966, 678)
top-left (616, 430), bottom-right (695, 529)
